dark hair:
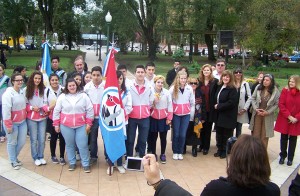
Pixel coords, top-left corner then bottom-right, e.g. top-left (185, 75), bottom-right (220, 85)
top-left (227, 135), bottom-right (271, 188)
top-left (64, 78), bottom-right (80, 94)
top-left (116, 71), bottom-right (126, 92)
top-left (218, 70), bottom-right (236, 88)
top-left (216, 58), bottom-right (226, 65)
top-left (10, 73), bottom-right (22, 85)
top-left (135, 64), bottom-right (145, 72)
top-left (174, 60), bottom-right (181, 63)
top-left (26, 71), bottom-right (45, 99)
top-left (35, 59), bottom-right (42, 71)
top-left (51, 56), bottom-right (60, 62)
top-left (0, 64), bottom-right (5, 72)
top-left (71, 72), bottom-right (83, 91)
top-left (258, 74), bottom-right (275, 94)
top-left (49, 73), bottom-right (59, 82)
top-left (177, 66), bottom-right (190, 78)
top-left (117, 64), bottom-right (127, 71)
top-left (145, 62), bottom-right (155, 69)
top-left (13, 66), bottom-right (26, 74)
top-left (91, 66), bottom-right (102, 74)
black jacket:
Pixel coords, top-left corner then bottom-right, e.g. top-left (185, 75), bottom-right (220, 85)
top-left (198, 78), bottom-right (218, 122)
top-left (166, 68), bottom-right (176, 87)
top-left (213, 85), bottom-right (238, 129)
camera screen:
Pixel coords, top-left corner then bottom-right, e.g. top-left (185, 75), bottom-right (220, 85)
top-left (127, 159), bottom-right (142, 170)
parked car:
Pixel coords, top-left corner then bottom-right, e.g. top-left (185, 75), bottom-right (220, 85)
top-left (232, 51), bottom-right (251, 59)
top-left (127, 46), bottom-right (140, 52)
top-left (86, 44), bottom-right (100, 50)
top-left (289, 54), bottom-right (300, 62)
top-left (52, 43), bottom-right (67, 50)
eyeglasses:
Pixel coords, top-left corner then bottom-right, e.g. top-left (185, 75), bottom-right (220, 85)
top-left (13, 79), bottom-right (24, 82)
top-left (216, 64), bottom-right (225, 67)
top-left (189, 82), bottom-right (198, 85)
top-left (234, 71), bottom-right (243, 74)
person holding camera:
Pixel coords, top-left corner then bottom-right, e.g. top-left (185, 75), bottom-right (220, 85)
top-left (143, 135), bottom-right (280, 196)
top-left (274, 75), bottom-right (300, 166)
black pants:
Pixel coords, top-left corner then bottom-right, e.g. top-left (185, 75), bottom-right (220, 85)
top-left (149, 131), bottom-right (167, 155)
top-left (235, 122), bottom-right (243, 138)
top-left (47, 118), bottom-right (65, 158)
top-left (216, 126), bottom-right (234, 154)
top-left (200, 121), bottom-right (213, 151)
top-left (280, 134), bottom-right (297, 161)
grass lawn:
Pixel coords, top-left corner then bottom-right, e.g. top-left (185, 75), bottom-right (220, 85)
top-left (116, 52), bottom-right (299, 90)
top-left (4, 50), bottom-right (85, 76)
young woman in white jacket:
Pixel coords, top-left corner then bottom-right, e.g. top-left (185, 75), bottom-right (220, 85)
top-left (53, 78), bottom-right (94, 173)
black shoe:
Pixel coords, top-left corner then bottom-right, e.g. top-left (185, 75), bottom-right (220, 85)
top-left (203, 150), bottom-right (208, 155)
top-left (279, 157), bottom-right (285, 165)
top-left (214, 152), bottom-right (221, 157)
top-left (287, 160), bottom-right (293, 166)
top-left (220, 153), bottom-right (226, 159)
top-left (192, 147), bottom-right (197, 157)
top-left (198, 147), bottom-right (203, 152)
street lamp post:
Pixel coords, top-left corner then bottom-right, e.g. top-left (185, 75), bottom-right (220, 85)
top-left (96, 30), bottom-right (99, 56)
top-left (105, 11), bottom-right (112, 54)
top-left (98, 29), bottom-right (102, 61)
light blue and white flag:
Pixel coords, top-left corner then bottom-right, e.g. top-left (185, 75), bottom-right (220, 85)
top-left (41, 41), bottom-right (52, 87)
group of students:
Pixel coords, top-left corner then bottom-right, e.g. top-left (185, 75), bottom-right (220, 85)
top-left (1, 56), bottom-right (299, 176)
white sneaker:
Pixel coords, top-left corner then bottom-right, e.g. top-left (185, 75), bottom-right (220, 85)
top-left (178, 154), bottom-right (183, 160)
top-left (34, 159), bottom-right (42, 166)
top-left (39, 158), bottom-right (47, 165)
top-left (107, 166), bottom-right (114, 175)
top-left (172, 154), bottom-right (178, 160)
top-left (117, 166), bottom-right (126, 174)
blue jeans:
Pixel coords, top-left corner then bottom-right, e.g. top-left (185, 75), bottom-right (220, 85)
top-left (60, 124), bottom-right (90, 167)
top-left (0, 104), bottom-right (6, 137)
top-left (126, 118), bottom-right (150, 157)
top-left (4, 120), bottom-right (27, 164)
top-left (172, 114), bottom-right (190, 154)
top-left (89, 119), bottom-right (99, 159)
top-left (27, 119), bottom-right (47, 160)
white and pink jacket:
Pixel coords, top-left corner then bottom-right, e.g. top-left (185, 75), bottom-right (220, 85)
top-left (2, 87), bottom-right (27, 129)
top-left (169, 84), bottom-right (195, 116)
top-left (128, 80), bottom-right (154, 119)
top-left (53, 92), bottom-right (94, 128)
top-left (43, 86), bottom-right (64, 120)
top-left (84, 80), bottom-right (105, 118)
top-left (151, 88), bottom-right (173, 120)
top-left (25, 88), bottom-right (48, 121)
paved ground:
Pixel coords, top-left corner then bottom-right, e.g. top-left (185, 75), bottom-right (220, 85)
top-left (0, 176), bottom-right (38, 196)
top-left (0, 47), bottom-right (299, 195)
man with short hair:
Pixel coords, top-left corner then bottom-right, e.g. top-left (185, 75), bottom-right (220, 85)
top-left (166, 60), bottom-right (181, 87)
top-left (144, 62), bottom-right (156, 86)
top-left (51, 56), bottom-right (67, 86)
top-left (84, 66), bottom-right (105, 164)
top-left (127, 65), bottom-right (154, 158)
top-left (213, 59), bottom-right (226, 80)
top-left (68, 57), bottom-right (86, 80)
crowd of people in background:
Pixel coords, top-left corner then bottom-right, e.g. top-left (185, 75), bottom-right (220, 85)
top-left (0, 55), bottom-right (299, 183)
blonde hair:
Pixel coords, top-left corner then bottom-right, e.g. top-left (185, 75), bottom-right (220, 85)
top-left (218, 70), bottom-right (236, 88)
top-left (154, 75), bottom-right (165, 83)
top-left (288, 75), bottom-right (300, 90)
top-left (172, 70), bottom-right (187, 100)
top-left (198, 64), bottom-right (214, 83)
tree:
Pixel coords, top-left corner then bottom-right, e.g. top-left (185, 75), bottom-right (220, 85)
top-left (0, 0), bottom-right (35, 51)
top-left (127, 0), bottom-right (160, 61)
top-left (37, 0), bottom-right (54, 33)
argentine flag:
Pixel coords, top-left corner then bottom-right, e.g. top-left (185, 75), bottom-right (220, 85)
top-left (41, 42), bottom-right (52, 87)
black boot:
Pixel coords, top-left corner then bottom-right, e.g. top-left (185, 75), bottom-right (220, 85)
top-left (192, 146), bottom-right (197, 157)
top-left (287, 136), bottom-right (297, 165)
top-left (279, 134), bottom-right (288, 164)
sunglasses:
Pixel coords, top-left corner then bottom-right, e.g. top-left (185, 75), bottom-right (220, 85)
top-left (216, 64), bottom-right (225, 67)
top-left (189, 82), bottom-right (198, 85)
top-left (234, 71), bottom-right (243, 74)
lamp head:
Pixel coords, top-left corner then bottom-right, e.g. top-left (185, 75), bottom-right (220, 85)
top-left (105, 11), bottom-right (112, 23)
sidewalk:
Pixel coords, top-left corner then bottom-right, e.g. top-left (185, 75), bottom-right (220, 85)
top-left (0, 49), bottom-right (299, 195)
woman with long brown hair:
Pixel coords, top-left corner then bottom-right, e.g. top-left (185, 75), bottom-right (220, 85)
top-left (249, 74), bottom-right (280, 148)
top-left (25, 71), bottom-right (48, 166)
top-left (197, 64), bottom-right (218, 155)
top-left (213, 70), bottom-right (238, 159)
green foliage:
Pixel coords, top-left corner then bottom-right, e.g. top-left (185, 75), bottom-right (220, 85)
top-left (172, 48), bottom-right (184, 60)
top-left (190, 61), bottom-right (201, 73)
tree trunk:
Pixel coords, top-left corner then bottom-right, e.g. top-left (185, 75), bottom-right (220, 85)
top-left (205, 33), bottom-right (215, 61)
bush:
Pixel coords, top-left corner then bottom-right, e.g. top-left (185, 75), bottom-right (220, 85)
top-left (172, 48), bottom-right (184, 60)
